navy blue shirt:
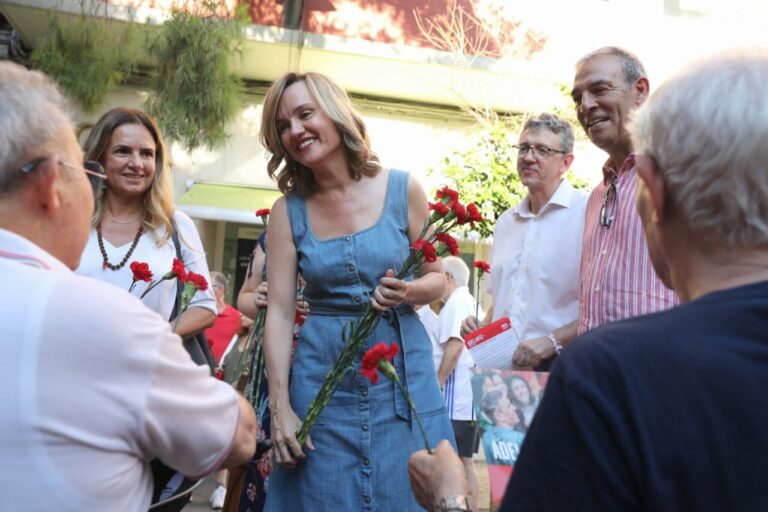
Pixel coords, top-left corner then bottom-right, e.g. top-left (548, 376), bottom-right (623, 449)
top-left (501, 281), bottom-right (768, 511)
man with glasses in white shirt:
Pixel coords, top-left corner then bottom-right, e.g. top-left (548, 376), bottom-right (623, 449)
top-left (0, 61), bottom-right (257, 511)
top-left (463, 113), bottom-right (587, 370)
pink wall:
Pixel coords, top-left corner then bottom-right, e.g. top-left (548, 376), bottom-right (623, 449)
top-left (247, 0), bottom-right (546, 58)
top-left (105, 0), bottom-right (546, 58)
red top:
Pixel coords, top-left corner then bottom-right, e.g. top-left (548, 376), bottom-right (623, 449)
top-left (205, 304), bottom-right (242, 364)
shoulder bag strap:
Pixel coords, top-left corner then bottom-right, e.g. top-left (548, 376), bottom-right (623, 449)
top-left (169, 222), bottom-right (183, 322)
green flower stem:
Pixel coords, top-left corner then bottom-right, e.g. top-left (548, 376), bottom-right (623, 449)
top-left (296, 307), bottom-right (379, 444)
top-left (139, 278), bottom-right (166, 299)
top-left (295, 215), bottom-right (458, 445)
top-left (394, 377), bottom-right (433, 454)
top-left (245, 308), bottom-right (267, 405)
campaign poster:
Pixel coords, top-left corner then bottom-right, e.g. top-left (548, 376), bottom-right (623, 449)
top-left (471, 369), bottom-right (550, 511)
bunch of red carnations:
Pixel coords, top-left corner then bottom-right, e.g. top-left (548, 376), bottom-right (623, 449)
top-left (295, 186), bottom-right (483, 445)
top-left (128, 258), bottom-right (208, 330)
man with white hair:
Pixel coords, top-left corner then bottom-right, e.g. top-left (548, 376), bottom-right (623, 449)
top-left (409, 49), bottom-right (768, 511)
top-left (0, 61), bottom-right (257, 511)
top-left (433, 256), bottom-right (480, 512)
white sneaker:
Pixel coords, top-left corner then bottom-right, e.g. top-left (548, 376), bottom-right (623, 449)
top-left (210, 484), bottom-right (226, 509)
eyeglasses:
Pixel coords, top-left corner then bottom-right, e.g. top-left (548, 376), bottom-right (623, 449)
top-left (21, 157), bottom-right (106, 200)
top-left (599, 178), bottom-right (618, 228)
top-left (512, 144), bottom-right (566, 160)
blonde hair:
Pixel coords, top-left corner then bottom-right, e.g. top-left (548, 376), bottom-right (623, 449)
top-left (260, 72), bottom-right (381, 196)
top-left (83, 108), bottom-right (174, 243)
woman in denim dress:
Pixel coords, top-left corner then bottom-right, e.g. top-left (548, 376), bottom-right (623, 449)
top-left (260, 72), bottom-right (455, 511)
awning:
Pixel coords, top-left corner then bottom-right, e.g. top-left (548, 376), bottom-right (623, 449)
top-left (177, 182), bottom-right (282, 225)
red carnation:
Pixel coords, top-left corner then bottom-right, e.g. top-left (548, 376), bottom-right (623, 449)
top-left (256, 208), bottom-right (271, 218)
top-left (436, 232), bottom-right (459, 256)
top-left (467, 203), bottom-right (483, 224)
top-left (436, 186), bottom-right (459, 202)
top-left (451, 201), bottom-right (469, 225)
top-left (473, 260), bottom-right (491, 275)
top-left (412, 239), bottom-right (437, 263)
top-left (171, 258), bottom-right (187, 281)
top-left (129, 261), bottom-right (153, 283)
top-left (186, 271), bottom-right (209, 291)
top-left (429, 201), bottom-right (450, 217)
top-left (360, 342), bottom-right (400, 384)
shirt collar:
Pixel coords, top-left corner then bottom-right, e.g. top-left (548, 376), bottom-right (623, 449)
top-left (0, 228), bottom-right (71, 272)
top-left (602, 153), bottom-right (636, 184)
top-left (514, 179), bottom-right (577, 218)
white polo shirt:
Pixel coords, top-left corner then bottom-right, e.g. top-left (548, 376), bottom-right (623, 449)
top-left (490, 180), bottom-right (588, 345)
top-left (433, 285), bottom-right (476, 421)
top-left (0, 228), bottom-right (240, 512)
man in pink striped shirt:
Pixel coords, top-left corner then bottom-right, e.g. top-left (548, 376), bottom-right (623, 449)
top-left (571, 47), bottom-right (678, 334)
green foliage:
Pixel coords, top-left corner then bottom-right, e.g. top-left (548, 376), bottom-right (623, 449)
top-left (565, 169), bottom-right (590, 191)
top-left (430, 118), bottom-right (525, 238)
top-left (429, 117), bottom-right (591, 238)
top-left (147, 3), bottom-right (246, 151)
top-left (31, 13), bottom-right (136, 113)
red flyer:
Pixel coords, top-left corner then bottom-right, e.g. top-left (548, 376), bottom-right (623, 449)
top-left (463, 316), bottom-right (521, 369)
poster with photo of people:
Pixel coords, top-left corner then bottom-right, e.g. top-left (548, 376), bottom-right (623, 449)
top-left (471, 368), bottom-right (550, 510)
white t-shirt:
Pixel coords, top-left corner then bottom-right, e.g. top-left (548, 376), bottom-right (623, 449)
top-left (0, 228), bottom-right (240, 512)
top-left (76, 210), bottom-right (216, 320)
top-left (416, 305), bottom-right (439, 346)
top-left (433, 285), bottom-right (476, 421)
top-left (490, 180), bottom-right (588, 342)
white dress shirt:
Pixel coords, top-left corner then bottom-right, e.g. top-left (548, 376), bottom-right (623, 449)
top-left (0, 228), bottom-right (239, 512)
top-left (490, 179), bottom-right (588, 344)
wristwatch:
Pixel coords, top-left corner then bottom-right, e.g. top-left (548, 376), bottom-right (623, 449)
top-left (434, 495), bottom-right (470, 512)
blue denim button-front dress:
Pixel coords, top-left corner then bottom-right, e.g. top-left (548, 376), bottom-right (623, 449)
top-left (265, 169), bottom-right (455, 511)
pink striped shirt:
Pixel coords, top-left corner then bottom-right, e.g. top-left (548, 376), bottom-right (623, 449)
top-left (578, 154), bottom-right (678, 335)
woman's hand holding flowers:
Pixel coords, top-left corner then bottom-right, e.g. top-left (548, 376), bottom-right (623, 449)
top-left (270, 403), bottom-right (313, 468)
top-left (371, 269), bottom-right (409, 312)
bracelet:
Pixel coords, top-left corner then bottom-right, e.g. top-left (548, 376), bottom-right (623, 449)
top-left (546, 333), bottom-right (563, 356)
top-left (434, 495), bottom-right (469, 512)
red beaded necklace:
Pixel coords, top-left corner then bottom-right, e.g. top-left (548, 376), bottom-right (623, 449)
top-left (96, 223), bottom-right (144, 271)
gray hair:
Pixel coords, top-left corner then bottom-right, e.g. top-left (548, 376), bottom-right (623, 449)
top-left (577, 46), bottom-right (647, 86)
top-left (210, 271), bottom-right (228, 291)
top-left (630, 48), bottom-right (768, 247)
top-left (0, 61), bottom-right (71, 194)
top-left (442, 256), bottom-right (469, 287)
top-left (521, 112), bottom-right (574, 154)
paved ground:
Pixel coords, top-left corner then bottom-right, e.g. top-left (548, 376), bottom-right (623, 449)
top-left (185, 448), bottom-right (492, 511)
